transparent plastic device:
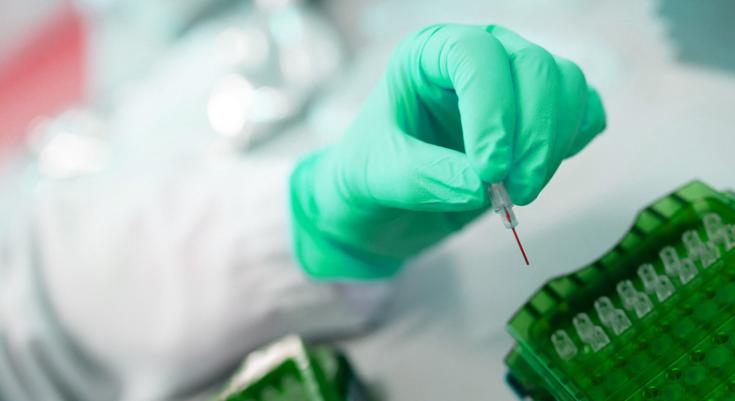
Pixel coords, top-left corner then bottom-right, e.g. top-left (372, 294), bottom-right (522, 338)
top-left (490, 183), bottom-right (518, 229)
top-left (489, 183), bottom-right (528, 265)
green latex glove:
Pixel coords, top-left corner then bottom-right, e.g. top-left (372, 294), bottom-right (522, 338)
top-left (290, 24), bottom-right (607, 280)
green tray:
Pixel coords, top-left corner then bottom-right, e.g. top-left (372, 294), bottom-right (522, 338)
top-left (215, 336), bottom-right (371, 401)
top-left (505, 181), bottom-right (735, 401)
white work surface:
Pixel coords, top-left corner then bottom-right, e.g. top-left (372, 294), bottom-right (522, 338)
top-left (72, 0), bottom-right (735, 399)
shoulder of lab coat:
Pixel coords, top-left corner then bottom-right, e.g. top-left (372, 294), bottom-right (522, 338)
top-left (0, 155), bottom-right (394, 401)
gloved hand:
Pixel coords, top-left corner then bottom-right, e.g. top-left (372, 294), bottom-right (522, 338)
top-left (290, 24), bottom-right (607, 280)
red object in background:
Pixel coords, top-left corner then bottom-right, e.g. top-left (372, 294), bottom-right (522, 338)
top-left (0, 4), bottom-right (86, 157)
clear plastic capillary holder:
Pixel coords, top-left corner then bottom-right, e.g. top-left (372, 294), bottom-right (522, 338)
top-left (594, 296), bottom-right (631, 335)
top-left (704, 213), bottom-right (725, 243)
top-left (683, 229), bottom-right (720, 268)
top-left (660, 246), bottom-right (698, 284)
top-left (551, 329), bottom-right (578, 360)
top-left (573, 313), bottom-right (610, 352)
top-left (489, 183), bottom-right (518, 228)
top-left (616, 280), bottom-right (653, 318)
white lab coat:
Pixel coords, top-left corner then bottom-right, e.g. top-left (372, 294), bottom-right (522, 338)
top-left (0, 155), bottom-right (393, 401)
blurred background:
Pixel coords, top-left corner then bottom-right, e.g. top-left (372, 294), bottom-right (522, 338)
top-left (1, 0), bottom-right (734, 399)
top-left (2, 0), bottom-right (734, 175)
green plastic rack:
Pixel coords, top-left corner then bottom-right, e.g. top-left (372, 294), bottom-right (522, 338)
top-left (214, 336), bottom-right (370, 401)
top-left (505, 180), bottom-right (735, 401)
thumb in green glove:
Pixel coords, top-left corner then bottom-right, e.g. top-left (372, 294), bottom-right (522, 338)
top-left (290, 24), bottom-right (607, 280)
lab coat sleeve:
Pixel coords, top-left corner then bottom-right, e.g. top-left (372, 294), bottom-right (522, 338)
top-left (0, 156), bottom-right (394, 401)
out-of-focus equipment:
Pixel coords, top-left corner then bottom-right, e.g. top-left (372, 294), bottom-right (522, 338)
top-left (25, 108), bottom-right (109, 178)
top-left (0, 2), bottom-right (85, 157)
top-left (205, 0), bottom-right (343, 147)
top-left (658, 0), bottom-right (735, 73)
top-left (214, 336), bottom-right (372, 401)
top-left (24, 0), bottom-right (345, 177)
top-left (505, 180), bottom-right (735, 401)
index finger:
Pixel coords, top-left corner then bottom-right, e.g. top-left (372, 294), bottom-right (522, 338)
top-left (417, 24), bottom-right (517, 184)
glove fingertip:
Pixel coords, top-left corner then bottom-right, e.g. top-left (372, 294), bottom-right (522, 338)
top-left (505, 180), bottom-right (540, 206)
top-left (581, 87), bottom-right (607, 136)
top-left (564, 87), bottom-right (606, 159)
top-left (471, 143), bottom-right (513, 185)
